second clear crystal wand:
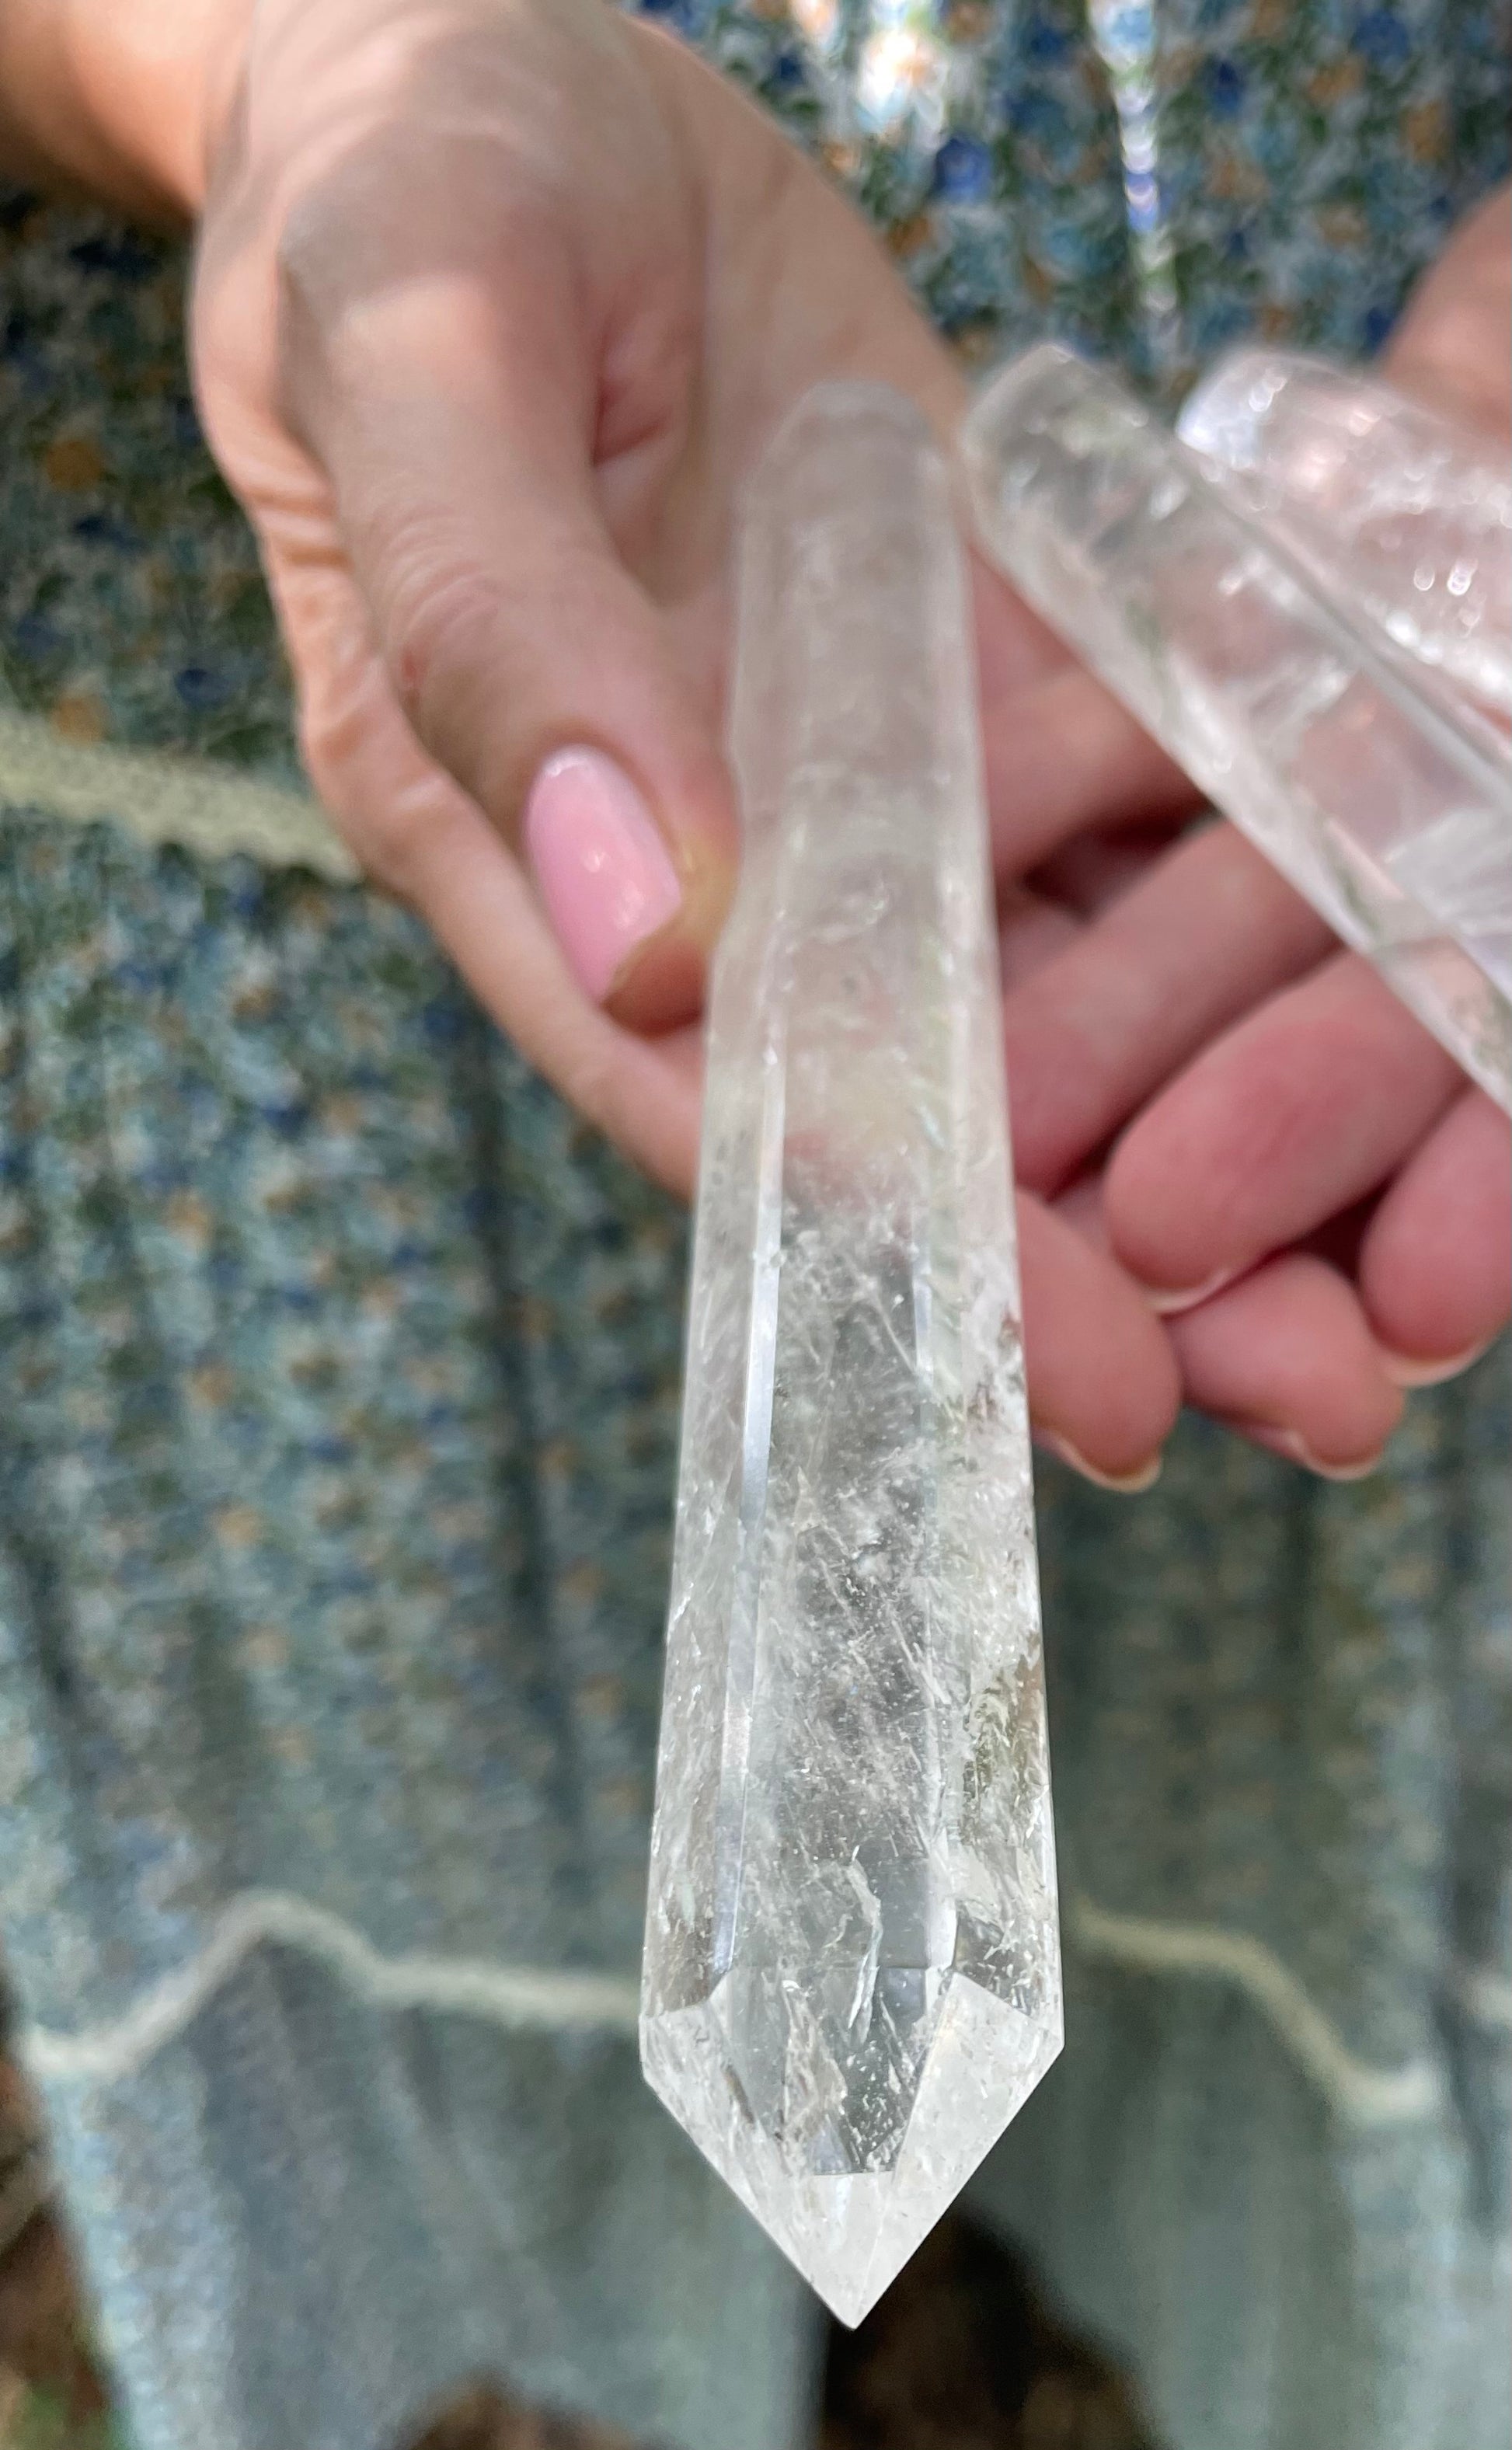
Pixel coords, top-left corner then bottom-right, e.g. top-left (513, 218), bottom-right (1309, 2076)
top-left (640, 386), bottom-right (1061, 2326)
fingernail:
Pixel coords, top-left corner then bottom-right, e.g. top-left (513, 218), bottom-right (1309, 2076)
top-left (1225, 1420), bottom-right (1386, 1481)
top-left (1139, 1265), bottom-right (1238, 1317)
top-left (1381, 1339), bottom-right (1492, 1389)
top-left (1035, 1429), bottom-right (1164, 1493)
top-left (524, 747), bottom-right (682, 1004)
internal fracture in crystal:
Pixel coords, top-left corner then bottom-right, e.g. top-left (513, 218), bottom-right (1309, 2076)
top-left (1178, 347), bottom-right (1512, 715)
top-left (964, 343), bottom-right (1512, 1113)
top-left (640, 386), bottom-right (1061, 2328)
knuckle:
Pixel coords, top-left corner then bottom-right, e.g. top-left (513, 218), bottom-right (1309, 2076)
top-left (376, 521), bottom-right (608, 803)
top-left (295, 681), bottom-right (432, 896)
top-left (382, 550), bottom-right (507, 748)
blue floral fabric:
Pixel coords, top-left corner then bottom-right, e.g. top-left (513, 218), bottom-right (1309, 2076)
top-left (674, 0), bottom-right (1507, 378)
top-left (0, 4), bottom-right (1508, 2448)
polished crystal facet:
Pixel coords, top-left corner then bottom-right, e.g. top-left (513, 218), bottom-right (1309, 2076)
top-left (1178, 347), bottom-right (1512, 715)
top-left (963, 343), bottom-right (1512, 1113)
top-left (641, 385), bottom-right (1060, 2329)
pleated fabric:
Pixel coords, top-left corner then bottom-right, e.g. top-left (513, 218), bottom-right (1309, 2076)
top-left (0, 5), bottom-right (1507, 2437)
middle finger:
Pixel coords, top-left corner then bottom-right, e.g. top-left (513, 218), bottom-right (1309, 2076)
top-left (1001, 820), bottom-right (1334, 1197)
top-left (1104, 949), bottom-right (1465, 1304)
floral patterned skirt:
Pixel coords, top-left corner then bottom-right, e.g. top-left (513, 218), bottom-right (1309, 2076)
top-left (0, 10), bottom-right (1508, 2438)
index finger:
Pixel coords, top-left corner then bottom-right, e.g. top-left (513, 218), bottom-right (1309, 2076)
top-left (973, 555), bottom-right (1202, 883)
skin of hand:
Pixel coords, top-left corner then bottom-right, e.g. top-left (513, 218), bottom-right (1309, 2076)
top-left (2, 0), bottom-right (1188, 1487)
top-left (0, 2), bottom-right (1503, 1485)
top-left (1038, 182), bottom-right (1512, 1465)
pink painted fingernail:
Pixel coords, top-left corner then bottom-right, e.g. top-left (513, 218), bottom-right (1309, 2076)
top-left (524, 747), bottom-right (682, 1004)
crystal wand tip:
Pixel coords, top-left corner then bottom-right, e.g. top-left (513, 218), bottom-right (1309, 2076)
top-left (639, 383), bottom-right (1061, 2326)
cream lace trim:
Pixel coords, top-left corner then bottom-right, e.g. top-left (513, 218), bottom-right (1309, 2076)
top-left (23, 1892), bottom-right (641, 2089)
top-left (1068, 1894), bottom-right (1450, 2124)
top-left (0, 709), bottom-right (357, 880)
top-left (23, 1884), bottom-right (1509, 2129)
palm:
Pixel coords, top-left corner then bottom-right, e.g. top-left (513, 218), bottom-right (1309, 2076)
top-left (560, 33), bottom-right (997, 770)
top-left (190, 0), bottom-right (1508, 1480)
top-left (197, 4), bottom-right (1103, 1152)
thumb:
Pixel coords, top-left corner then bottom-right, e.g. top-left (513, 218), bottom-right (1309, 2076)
top-left (280, 283), bottom-right (736, 1034)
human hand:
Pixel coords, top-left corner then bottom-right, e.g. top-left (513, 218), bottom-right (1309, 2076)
top-left (999, 182), bottom-right (1511, 1474)
top-left (9, 2), bottom-right (1500, 1487)
top-left (0, 0), bottom-right (1193, 1480)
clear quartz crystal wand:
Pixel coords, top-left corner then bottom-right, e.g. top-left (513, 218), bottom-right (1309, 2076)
top-left (639, 386), bottom-right (1061, 2328)
top-left (1176, 347), bottom-right (1512, 716)
top-left (963, 344), bottom-right (1512, 1112)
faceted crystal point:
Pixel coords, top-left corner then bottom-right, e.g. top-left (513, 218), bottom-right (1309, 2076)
top-left (1177, 347), bottom-right (1512, 714)
top-left (640, 384), bottom-right (1061, 2328)
top-left (963, 343), bottom-right (1512, 1113)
